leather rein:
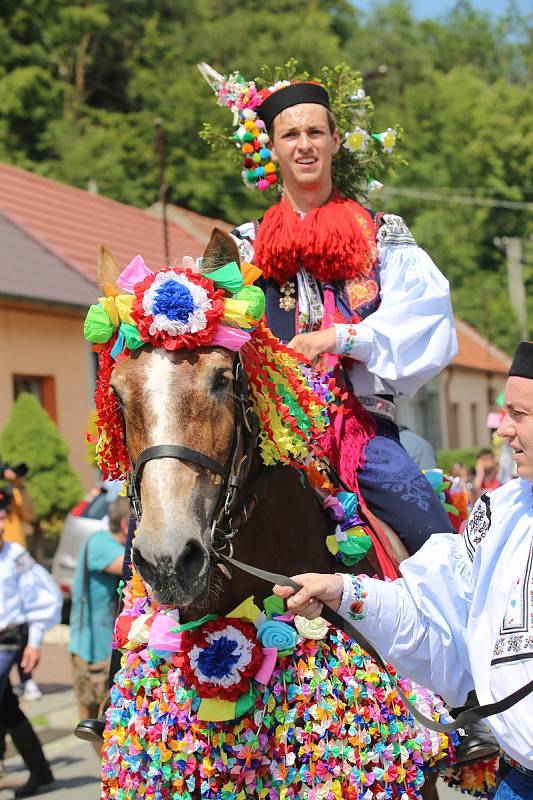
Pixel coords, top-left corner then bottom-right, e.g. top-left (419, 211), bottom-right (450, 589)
top-left (122, 353), bottom-right (532, 735)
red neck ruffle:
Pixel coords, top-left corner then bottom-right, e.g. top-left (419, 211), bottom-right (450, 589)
top-left (253, 194), bottom-right (377, 283)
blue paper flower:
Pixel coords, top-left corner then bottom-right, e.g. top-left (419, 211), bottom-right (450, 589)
top-left (257, 620), bottom-right (297, 651)
top-left (152, 279), bottom-right (195, 323)
top-left (197, 635), bottom-right (240, 680)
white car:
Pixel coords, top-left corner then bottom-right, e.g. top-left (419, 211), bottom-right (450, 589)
top-left (52, 481), bottom-right (123, 618)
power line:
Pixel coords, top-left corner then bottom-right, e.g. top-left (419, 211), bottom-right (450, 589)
top-left (381, 186), bottom-right (533, 211)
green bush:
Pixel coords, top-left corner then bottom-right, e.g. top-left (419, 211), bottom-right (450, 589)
top-left (437, 447), bottom-right (479, 474)
top-left (0, 392), bottom-right (84, 526)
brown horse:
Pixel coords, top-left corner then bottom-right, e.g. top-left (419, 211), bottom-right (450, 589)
top-left (98, 231), bottom-right (448, 800)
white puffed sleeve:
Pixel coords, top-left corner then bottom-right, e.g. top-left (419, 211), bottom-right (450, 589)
top-left (18, 554), bottom-right (62, 647)
top-left (334, 215), bottom-right (457, 397)
top-left (339, 533), bottom-right (475, 707)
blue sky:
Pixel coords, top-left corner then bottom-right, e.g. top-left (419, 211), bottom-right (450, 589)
top-left (355, 0), bottom-right (530, 18)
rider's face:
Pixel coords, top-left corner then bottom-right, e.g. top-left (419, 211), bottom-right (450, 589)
top-left (498, 376), bottom-right (533, 482)
top-left (270, 104), bottom-right (340, 195)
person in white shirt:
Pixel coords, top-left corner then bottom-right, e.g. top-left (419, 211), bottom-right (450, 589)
top-left (0, 488), bottom-right (62, 798)
top-left (274, 339), bottom-right (533, 799)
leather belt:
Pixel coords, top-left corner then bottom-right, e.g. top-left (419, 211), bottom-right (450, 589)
top-left (358, 395), bottom-right (396, 421)
top-left (0, 624), bottom-right (24, 650)
top-left (502, 754), bottom-right (533, 777)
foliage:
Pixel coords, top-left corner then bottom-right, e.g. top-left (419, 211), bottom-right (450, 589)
top-left (0, 0), bottom-right (531, 352)
top-left (437, 447), bottom-right (479, 474)
top-left (0, 393), bottom-right (84, 521)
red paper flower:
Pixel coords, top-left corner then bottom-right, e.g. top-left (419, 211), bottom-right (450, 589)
top-left (180, 617), bottom-right (262, 701)
top-left (131, 268), bottom-right (225, 351)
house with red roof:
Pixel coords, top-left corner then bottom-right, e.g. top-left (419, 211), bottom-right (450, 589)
top-left (396, 318), bottom-right (511, 451)
top-left (0, 163), bottom-right (223, 487)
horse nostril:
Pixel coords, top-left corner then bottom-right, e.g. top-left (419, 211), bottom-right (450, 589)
top-left (132, 547), bottom-right (159, 589)
top-left (177, 539), bottom-right (208, 584)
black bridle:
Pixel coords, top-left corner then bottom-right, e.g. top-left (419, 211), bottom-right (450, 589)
top-left (125, 354), bottom-right (260, 556)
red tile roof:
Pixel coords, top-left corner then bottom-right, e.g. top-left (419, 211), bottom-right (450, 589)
top-left (0, 163), bottom-right (212, 285)
top-left (0, 211), bottom-right (95, 307)
top-left (453, 318), bottom-right (511, 374)
top-left (147, 203), bottom-right (233, 244)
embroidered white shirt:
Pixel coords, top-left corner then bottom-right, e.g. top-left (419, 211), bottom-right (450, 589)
top-left (339, 478), bottom-right (533, 770)
top-left (233, 214), bottom-right (457, 398)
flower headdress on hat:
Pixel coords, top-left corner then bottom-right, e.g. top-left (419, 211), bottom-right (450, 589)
top-left (199, 60), bottom-right (405, 201)
top-left (83, 243), bottom-right (339, 481)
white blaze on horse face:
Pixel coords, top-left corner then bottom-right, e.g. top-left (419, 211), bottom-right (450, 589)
top-left (138, 349), bottom-right (207, 556)
top-left (143, 349), bottom-right (188, 536)
top-left (126, 347), bottom-right (236, 596)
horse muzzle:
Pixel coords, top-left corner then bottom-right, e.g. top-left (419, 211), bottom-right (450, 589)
top-left (132, 538), bottom-right (210, 607)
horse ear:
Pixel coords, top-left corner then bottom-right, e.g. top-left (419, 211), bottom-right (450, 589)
top-left (202, 228), bottom-right (240, 273)
top-left (97, 245), bottom-right (122, 296)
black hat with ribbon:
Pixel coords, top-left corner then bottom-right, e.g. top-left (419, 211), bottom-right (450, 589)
top-left (257, 82), bottom-right (330, 130)
top-left (509, 341), bottom-right (533, 379)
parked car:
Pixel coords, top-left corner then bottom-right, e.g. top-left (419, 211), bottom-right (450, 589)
top-left (52, 481), bottom-right (123, 621)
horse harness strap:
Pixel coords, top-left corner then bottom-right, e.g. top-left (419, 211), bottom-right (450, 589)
top-left (135, 445), bottom-right (229, 483)
top-left (220, 554), bottom-right (533, 735)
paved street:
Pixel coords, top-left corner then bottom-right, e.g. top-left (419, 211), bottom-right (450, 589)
top-left (0, 625), bottom-right (464, 800)
top-left (0, 626), bottom-right (101, 800)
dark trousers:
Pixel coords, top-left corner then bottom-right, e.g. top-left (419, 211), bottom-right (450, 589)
top-left (495, 766), bottom-right (533, 800)
top-left (358, 416), bottom-right (454, 556)
top-left (0, 637), bottom-right (28, 733)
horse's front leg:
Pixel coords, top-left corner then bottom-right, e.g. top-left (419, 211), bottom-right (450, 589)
top-left (421, 772), bottom-right (439, 800)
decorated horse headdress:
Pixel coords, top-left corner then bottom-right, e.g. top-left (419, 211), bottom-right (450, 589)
top-left (84, 234), bottom-right (338, 481)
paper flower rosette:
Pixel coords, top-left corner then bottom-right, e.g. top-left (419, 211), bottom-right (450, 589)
top-left (179, 617), bottom-right (263, 702)
top-left (131, 269), bottom-right (225, 350)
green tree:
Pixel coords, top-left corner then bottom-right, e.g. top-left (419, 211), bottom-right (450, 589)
top-left (0, 393), bottom-right (84, 559)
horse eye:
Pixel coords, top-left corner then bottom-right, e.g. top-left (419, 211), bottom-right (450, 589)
top-left (212, 370), bottom-right (231, 392)
top-left (112, 387), bottom-right (125, 408)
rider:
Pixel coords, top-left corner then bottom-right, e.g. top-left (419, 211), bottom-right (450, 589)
top-left (225, 76), bottom-right (500, 764)
top-left (230, 79), bottom-right (456, 556)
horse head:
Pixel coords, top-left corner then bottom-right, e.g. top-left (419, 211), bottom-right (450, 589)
top-left (96, 231), bottom-right (248, 608)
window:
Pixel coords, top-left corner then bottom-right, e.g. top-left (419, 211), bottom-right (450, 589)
top-left (449, 402), bottom-right (460, 449)
top-left (470, 403), bottom-right (479, 446)
top-left (13, 375), bottom-right (57, 423)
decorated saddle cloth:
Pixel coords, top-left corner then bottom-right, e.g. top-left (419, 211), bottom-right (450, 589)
top-left (102, 572), bottom-right (461, 800)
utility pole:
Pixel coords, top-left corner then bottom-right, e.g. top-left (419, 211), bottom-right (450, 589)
top-left (154, 118), bottom-right (170, 264)
top-left (494, 236), bottom-right (529, 340)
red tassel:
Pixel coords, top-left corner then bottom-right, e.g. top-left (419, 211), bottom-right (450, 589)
top-left (254, 195), bottom-right (377, 283)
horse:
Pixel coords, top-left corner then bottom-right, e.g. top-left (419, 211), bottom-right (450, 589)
top-left (91, 231), bottom-right (456, 800)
